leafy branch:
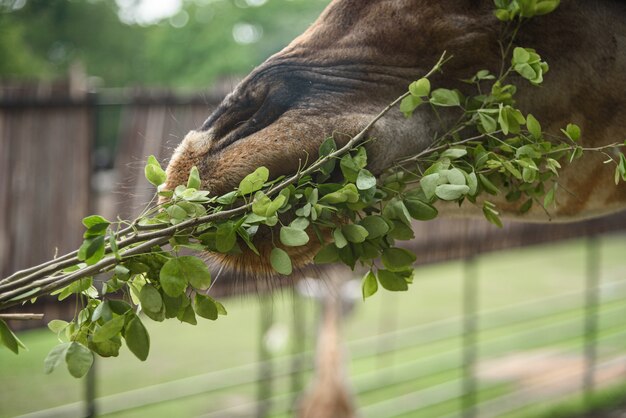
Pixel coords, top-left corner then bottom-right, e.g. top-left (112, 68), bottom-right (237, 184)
top-left (0, 52), bottom-right (449, 310)
top-left (1, 0), bottom-right (625, 378)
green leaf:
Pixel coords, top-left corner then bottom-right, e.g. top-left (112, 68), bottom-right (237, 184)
top-left (399, 95), bottom-right (423, 117)
top-left (319, 137), bottom-right (337, 157)
top-left (238, 166), bottom-right (269, 195)
top-left (145, 155), bottom-right (166, 186)
top-left (0, 319), bottom-right (25, 354)
top-left (333, 228), bottom-right (348, 249)
top-left (430, 88), bottom-right (460, 107)
top-left (513, 47), bottom-right (530, 64)
top-left (92, 301), bottom-right (112, 323)
top-left (359, 216), bottom-right (390, 239)
top-left (318, 137), bottom-right (338, 176)
top-left (441, 149), bottom-right (467, 160)
top-left (280, 226), bottom-right (310, 247)
top-left (494, 8), bottom-right (512, 21)
top-left (420, 173), bottom-right (440, 200)
top-left (216, 222), bottom-right (237, 253)
top-left (162, 294), bottom-right (184, 319)
top-left (356, 169), bottom-right (377, 190)
top-left (563, 123), bottom-right (581, 141)
top-left (48, 319), bottom-right (69, 335)
top-left (82, 215), bottom-right (109, 229)
top-left (160, 256), bottom-right (211, 296)
top-left (125, 315), bottom-right (150, 361)
top-left (382, 248), bottom-right (417, 271)
top-left (290, 217), bottom-right (310, 230)
top-left (340, 154), bottom-right (360, 182)
top-left (65, 342), bottom-right (94, 378)
top-left (515, 63), bottom-right (537, 80)
top-left (476, 69), bottom-right (495, 80)
top-left (388, 220), bottom-right (415, 240)
top-left (352, 147), bottom-right (367, 170)
top-left (89, 337), bottom-right (121, 358)
top-left (78, 236), bottom-right (105, 265)
top-left (187, 166), bottom-right (201, 189)
top-left (446, 168), bottom-right (467, 186)
top-left (93, 315), bottom-right (125, 343)
top-left (270, 247), bottom-right (292, 275)
top-left (478, 112), bottom-right (497, 133)
top-left (544, 185), bottom-right (556, 208)
top-left (109, 231), bottom-right (121, 261)
top-left (383, 198), bottom-right (412, 226)
top-left (479, 174), bottom-right (500, 195)
top-left (526, 114), bottom-right (542, 139)
top-left (435, 184), bottom-right (470, 201)
top-left (194, 294), bottom-right (218, 320)
top-left (139, 285), bottom-right (163, 313)
top-left (404, 198), bottom-right (438, 221)
top-left (522, 166), bottom-right (537, 183)
top-left (237, 227), bottom-right (260, 256)
top-left (252, 191), bottom-right (271, 216)
top-left (166, 204), bottom-right (188, 222)
top-left (466, 172), bottom-right (478, 196)
top-left (520, 198), bottom-right (533, 214)
top-left (178, 305), bottom-right (197, 325)
top-left (159, 259), bottom-right (188, 297)
top-left (377, 270), bottom-right (409, 291)
top-left (82, 216), bottom-right (110, 238)
top-left (341, 224), bottom-right (369, 243)
top-left (266, 195), bottom-right (287, 217)
top-left (108, 299), bottom-right (133, 315)
top-left (535, 0), bottom-right (560, 15)
top-left (54, 277), bottom-right (94, 301)
top-left (314, 245), bottom-right (340, 264)
top-left (362, 271), bottom-right (378, 300)
top-left (217, 190), bottom-right (238, 205)
top-left (482, 203), bottom-right (503, 228)
top-left (319, 184), bottom-right (360, 204)
top-left (409, 78), bottom-right (431, 97)
top-left (44, 342), bottom-right (70, 374)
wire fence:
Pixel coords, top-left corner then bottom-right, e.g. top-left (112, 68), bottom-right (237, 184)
top-left (10, 234), bottom-right (626, 418)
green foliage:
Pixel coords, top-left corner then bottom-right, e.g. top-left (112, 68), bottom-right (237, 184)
top-left (494, 0), bottom-right (560, 21)
top-left (0, 0), bottom-right (330, 88)
top-left (270, 248), bottom-right (293, 275)
top-left (0, 319), bottom-right (26, 354)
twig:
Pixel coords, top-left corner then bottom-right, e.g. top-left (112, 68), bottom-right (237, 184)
top-left (0, 313), bottom-right (44, 320)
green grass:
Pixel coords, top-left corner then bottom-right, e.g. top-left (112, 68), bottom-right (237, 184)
top-left (1, 234), bottom-right (625, 418)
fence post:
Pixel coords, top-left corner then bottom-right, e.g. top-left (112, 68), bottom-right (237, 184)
top-left (462, 256), bottom-right (478, 418)
top-left (583, 236), bottom-right (600, 408)
top-left (290, 290), bottom-right (307, 412)
top-left (257, 295), bottom-right (274, 418)
top-left (376, 292), bottom-right (399, 378)
top-left (84, 357), bottom-right (96, 418)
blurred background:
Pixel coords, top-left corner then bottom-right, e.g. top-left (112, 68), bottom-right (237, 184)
top-left (1, 1), bottom-right (626, 417)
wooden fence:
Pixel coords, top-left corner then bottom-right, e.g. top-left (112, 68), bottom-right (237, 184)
top-left (0, 81), bottom-right (93, 282)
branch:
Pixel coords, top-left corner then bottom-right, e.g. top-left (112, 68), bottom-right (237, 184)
top-left (0, 313), bottom-right (44, 320)
top-left (0, 52), bottom-right (451, 311)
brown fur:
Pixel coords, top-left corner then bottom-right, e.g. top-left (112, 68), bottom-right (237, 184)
top-left (165, 0), bottom-right (626, 272)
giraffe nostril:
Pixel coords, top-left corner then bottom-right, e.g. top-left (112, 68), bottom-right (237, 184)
top-left (199, 65), bottom-right (313, 152)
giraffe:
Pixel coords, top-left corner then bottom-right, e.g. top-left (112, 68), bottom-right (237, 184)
top-left (163, 1), bottom-right (625, 415)
top-left (165, 0), bottom-right (626, 274)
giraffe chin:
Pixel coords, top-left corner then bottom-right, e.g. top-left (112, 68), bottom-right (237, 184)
top-left (204, 231), bottom-right (323, 285)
